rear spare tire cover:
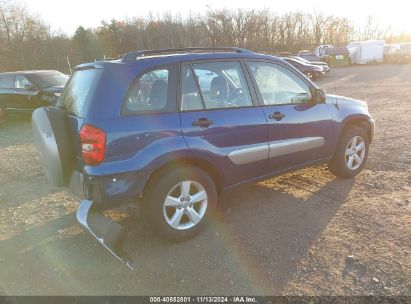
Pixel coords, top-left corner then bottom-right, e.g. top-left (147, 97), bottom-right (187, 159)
top-left (32, 106), bottom-right (74, 187)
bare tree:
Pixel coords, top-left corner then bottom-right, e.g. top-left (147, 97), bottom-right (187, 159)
top-left (0, 3), bottom-right (408, 72)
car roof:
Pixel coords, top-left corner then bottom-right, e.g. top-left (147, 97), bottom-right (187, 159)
top-left (74, 50), bottom-right (284, 71)
top-left (0, 70), bottom-right (62, 76)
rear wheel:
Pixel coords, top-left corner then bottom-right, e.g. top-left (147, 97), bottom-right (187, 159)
top-left (143, 166), bottom-right (217, 241)
top-left (328, 126), bottom-right (369, 178)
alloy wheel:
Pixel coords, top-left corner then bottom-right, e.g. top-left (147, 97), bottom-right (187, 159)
top-left (345, 135), bottom-right (366, 170)
top-left (163, 180), bottom-right (208, 230)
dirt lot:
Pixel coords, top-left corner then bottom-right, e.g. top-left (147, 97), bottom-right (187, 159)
top-left (0, 64), bottom-right (410, 296)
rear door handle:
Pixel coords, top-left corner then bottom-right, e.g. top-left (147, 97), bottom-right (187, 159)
top-left (269, 112), bottom-right (286, 121)
top-left (192, 118), bottom-right (214, 127)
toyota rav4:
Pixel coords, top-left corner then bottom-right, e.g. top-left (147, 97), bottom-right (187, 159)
top-left (32, 47), bottom-right (375, 269)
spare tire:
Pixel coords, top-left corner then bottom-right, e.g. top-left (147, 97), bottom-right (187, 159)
top-left (32, 106), bottom-right (75, 187)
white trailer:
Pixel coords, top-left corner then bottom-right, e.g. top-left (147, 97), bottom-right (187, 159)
top-left (347, 40), bottom-right (384, 64)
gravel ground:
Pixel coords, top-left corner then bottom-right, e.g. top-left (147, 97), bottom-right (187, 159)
top-left (0, 64), bottom-right (410, 296)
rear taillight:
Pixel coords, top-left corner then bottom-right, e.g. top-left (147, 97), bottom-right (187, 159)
top-left (79, 124), bottom-right (106, 166)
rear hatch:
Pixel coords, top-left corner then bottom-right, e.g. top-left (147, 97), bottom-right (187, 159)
top-left (57, 66), bottom-right (103, 170)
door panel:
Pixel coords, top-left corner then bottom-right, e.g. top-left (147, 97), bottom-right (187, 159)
top-left (14, 75), bottom-right (39, 110)
top-left (0, 75), bottom-right (17, 111)
top-left (247, 60), bottom-right (334, 172)
top-left (180, 108), bottom-right (269, 186)
top-left (179, 61), bottom-right (269, 187)
top-left (262, 103), bottom-right (334, 171)
top-left (12, 88), bottom-right (38, 111)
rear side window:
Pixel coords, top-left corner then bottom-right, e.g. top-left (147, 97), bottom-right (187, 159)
top-left (123, 65), bottom-right (177, 114)
top-left (180, 61), bottom-right (253, 111)
top-left (180, 65), bottom-right (204, 111)
top-left (0, 76), bottom-right (16, 89)
top-left (58, 69), bottom-right (102, 117)
top-left (192, 61), bottom-right (253, 109)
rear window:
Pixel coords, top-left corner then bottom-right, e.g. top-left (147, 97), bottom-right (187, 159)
top-left (30, 72), bottom-right (68, 89)
top-left (58, 69), bottom-right (102, 117)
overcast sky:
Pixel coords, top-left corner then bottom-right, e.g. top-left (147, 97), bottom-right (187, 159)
top-left (24, 0), bottom-right (410, 35)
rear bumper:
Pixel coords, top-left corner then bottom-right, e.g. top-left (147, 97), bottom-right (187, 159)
top-left (68, 169), bottom-right (148, 208)
top-left (76, 200), bottom-right (134, 270)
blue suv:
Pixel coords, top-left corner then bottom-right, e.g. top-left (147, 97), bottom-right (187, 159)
top-left (32, 47), bottom-right (375, 269)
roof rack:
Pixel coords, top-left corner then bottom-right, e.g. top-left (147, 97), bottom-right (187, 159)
top-left (121, 47), bottom-right (252, 62)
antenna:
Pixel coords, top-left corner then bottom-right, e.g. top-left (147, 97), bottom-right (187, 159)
top-left (66, 56), bottom-right (72, 74)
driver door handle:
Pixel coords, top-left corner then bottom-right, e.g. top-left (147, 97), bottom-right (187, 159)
top-left (192, 118), bottom-right (214, 127)
top-left (269, 112), bottom-right (286, 121)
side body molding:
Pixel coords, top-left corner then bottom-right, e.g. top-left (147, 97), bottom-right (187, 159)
top-left (269, 137), bottom-right (325, 158)
top-left (228, 137), bottom-right (324, 165)
top-left (228, 144), bottom-right (269, 165)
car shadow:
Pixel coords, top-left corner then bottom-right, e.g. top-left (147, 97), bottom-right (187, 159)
top-left (0, 169), bottom-right (355, 295)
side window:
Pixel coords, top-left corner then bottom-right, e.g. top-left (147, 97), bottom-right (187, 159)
top-left (180, 65), bottom-right (204, 111)
top-left (0, 76), bottom-right (16, 89)
top-left (248, 61), bottom-right (312, 106)
top-left (191, 61), bottom-right (253, 110)
top-left (15, 75), bottom-right (32, 89)
top-left (124, 66), bottom-right (176, 114)
top-left (195, 69), bottom-right (218, 92)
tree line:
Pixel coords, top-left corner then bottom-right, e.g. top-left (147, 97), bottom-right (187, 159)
top-left (0, 1), bottom-right (409, 73)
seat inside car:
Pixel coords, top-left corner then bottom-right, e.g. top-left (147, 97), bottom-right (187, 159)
top-left (209, 76), bottom-right (229, 103)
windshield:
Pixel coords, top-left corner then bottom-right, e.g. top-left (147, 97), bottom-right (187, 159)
top-left (30, 71), bottom-right (69, 89)
top-left (296, 57), bottom-right (309, 63)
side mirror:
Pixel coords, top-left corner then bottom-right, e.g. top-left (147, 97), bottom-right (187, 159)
top-left (312, 88), bottom-right (326, 104)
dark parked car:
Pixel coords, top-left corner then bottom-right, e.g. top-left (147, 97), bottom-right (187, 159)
top-left (280, 57), bottom-right (325, 79)
top-left (283, 55), bottom-right (331, 73)
top-left (297, 50), bottom-right (321, 62)
top-left (32, 47), bottom-right (374, 269)
top-left (0, 70), bottom-right (68, 119)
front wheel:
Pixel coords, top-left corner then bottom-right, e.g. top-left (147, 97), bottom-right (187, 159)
top-left (142, 166), bottom-right (217, 241)
top-left (328, 126), bottom-right (370, 178)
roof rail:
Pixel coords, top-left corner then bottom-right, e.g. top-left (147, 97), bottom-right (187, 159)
top-left (121, 47), bottom-right (252, 62)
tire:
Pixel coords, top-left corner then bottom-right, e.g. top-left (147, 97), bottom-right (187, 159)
top-left (142, 166), bottom-right (217, 242)
top-left (328, 126), bottom-right (369, 178)
top-left (32, 106), bottom-right (75, 187)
